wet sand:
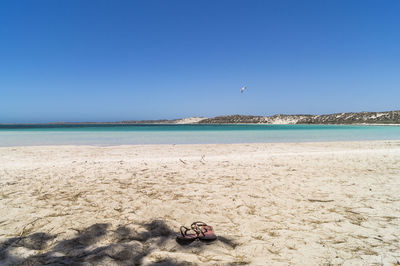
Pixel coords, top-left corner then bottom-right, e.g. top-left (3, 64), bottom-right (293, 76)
top-left (1, 141), bottom-right (400, 265)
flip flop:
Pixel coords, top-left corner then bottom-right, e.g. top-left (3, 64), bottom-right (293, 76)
top-left (176, 226), bottom-right (198, 243)
top-left (191, 221), bottom-right (217, 241)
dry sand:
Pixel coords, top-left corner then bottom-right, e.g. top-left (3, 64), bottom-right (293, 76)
top-left (1, 141), bottom-right (400, 265)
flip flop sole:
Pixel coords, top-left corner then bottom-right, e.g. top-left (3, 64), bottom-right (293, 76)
top-left (176, 233), bottom-right (198, 245)
top-left (176, 233), bottom-right (197, 240)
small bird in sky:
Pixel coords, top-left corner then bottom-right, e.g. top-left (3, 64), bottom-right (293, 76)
top-left (240, 86), bottom-right (247, 93)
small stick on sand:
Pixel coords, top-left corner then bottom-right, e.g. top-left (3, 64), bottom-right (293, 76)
top-left (179, 159), bottom-right (187, 164)
top-left (19, 218), bottom-right (42, 237)
top-left (308, 199), bottom-right (334, 203)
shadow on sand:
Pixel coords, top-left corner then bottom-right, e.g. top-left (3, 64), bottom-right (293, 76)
top-left (0, 220), bottom-right (238, 265)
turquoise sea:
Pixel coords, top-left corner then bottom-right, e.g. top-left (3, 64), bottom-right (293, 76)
top-left (0, 124), bottom-right (399, 146)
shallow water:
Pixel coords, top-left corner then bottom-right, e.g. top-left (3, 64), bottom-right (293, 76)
top-left (0, 124), bottom-right (399, 146)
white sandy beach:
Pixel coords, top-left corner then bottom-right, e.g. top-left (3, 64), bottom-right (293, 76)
top-left (1, 141), bottom-right (400, 265)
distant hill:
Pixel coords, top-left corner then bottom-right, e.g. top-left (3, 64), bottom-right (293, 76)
top-left (197, 111), bottom-right (400, 124)
top-left (3, 112), bottom-right (399, 125)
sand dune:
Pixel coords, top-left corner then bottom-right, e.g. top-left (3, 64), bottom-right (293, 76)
top-left (1, 141), bottom-right (400, 265)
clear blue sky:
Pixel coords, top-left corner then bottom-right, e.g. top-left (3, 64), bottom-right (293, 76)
top-left (1, 0), bottom-right (399, 123)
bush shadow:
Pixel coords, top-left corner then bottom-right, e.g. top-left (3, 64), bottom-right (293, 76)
top-left (0, 220), bottom-right (238, 265)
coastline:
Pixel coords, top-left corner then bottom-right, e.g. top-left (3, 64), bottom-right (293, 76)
top-left (1, 122), bottom-right (399, 127)
top-left (0, 139), bottom-right (399, 148)
top-left (1, 141), bottom-right (400, 264)
top-left (1, 122), bottom-right (400, 125)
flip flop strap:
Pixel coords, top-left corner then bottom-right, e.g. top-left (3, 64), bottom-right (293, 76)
top-left (191, 221), bottom-right (207, 227)
top-left (180, 226), bottom-right (190, 237)
top-left (180, 226), bottom-right (199, 237)
top-left (191, 221), bottom-right (208, 231)
top-left (191, 222), bottom-right (208, 236)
